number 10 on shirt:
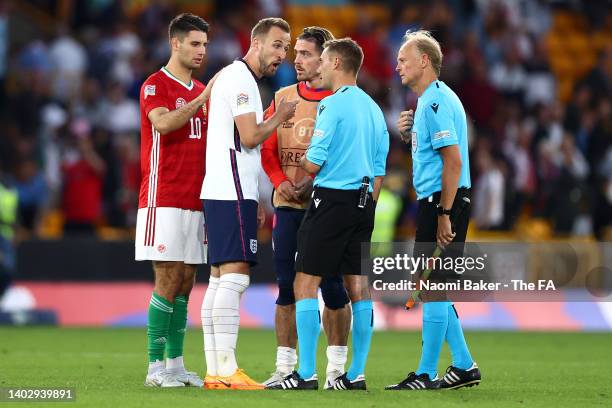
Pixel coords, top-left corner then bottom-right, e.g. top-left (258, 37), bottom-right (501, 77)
top-left (189, 117), bottom-right (202, 139)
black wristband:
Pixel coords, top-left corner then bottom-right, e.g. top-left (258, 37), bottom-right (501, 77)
top-left (436, 204), bottom-right (451, 216)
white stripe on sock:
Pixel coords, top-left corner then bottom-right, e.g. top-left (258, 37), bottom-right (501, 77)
top-left (151, 297), bottom-right (173, 313)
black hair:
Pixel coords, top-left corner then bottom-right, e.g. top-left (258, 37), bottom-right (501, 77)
top-left (168, 13), bottom-right (209, 40)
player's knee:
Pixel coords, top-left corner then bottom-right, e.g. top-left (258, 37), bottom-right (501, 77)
top-left (219, 272), bottom-right (250, 295)
top-left (179, 278), bottom-right (195, 296)
top-left (343, 276), bottom-right (370, 303)
top-left (154, 274), bottom-right (183, 300)
top-left (321, 279), bottom-right (350, 310)
top-left (276, 280), bottom-right (295, 305)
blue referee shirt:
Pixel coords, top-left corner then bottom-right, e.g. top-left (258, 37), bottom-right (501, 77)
top-left (307, 85), bottom-right (389, 191)
top-left (411, 80), bottom-right (471, 199)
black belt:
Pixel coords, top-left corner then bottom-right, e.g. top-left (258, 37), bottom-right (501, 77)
top-left (313, 186), bottom-right (372, 200)
top-left (418, 187), bottom-right (470, 204)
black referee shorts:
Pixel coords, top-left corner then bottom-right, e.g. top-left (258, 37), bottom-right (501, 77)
top-left (414, 187), bottom-right (471, 249)
top-left (295, 187), bottom-right (375, 278)
top-left (413, 188), bottom-right (471, 300)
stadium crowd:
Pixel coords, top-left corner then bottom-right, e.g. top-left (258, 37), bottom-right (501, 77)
top-left (1, 0), bottom-right (611, 240)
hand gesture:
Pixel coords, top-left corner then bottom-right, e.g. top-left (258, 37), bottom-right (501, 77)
top-left (277, 180), bottom-right (299, 202)
top-left (294, 176), bottom-right (313, 201)
top-left (198, 70), bottom-right (222, 105)
top-left (276, 97), bottom-right (299, 122)
top-left (397, 109), bottom-right (414, 144)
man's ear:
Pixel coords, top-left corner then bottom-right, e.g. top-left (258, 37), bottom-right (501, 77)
top-left (421, 52), bottom-right (429, 69)
top-left (333, 56), bottom-right (340, 70)
top-left (251, 36), bottom-right (260, 50)
top-left (170, 36), bottom-right (180, 52)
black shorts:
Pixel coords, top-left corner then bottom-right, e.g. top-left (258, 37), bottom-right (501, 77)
top-left (295, 187), bottom-right (375, 278)
top-left (272, 207), bottom-right (349, 308)
top-left (413, 188), bottom-right (471, 298)
top-left (414, 187), bottom-right (471, 249)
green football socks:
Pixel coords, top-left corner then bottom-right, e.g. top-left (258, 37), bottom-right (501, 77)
top-left (166, 295), bottom-right (188, 359)
top-left (147, 292), bottom-right (174, 363)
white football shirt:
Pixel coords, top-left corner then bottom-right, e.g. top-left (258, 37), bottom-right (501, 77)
top-left (201, 59), bottom-right (264, 201)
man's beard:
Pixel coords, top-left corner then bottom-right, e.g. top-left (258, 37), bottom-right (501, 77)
top-left (259, 54), bottom-right (271, 77)
top-left (296, 71), bottom-right (309, 81)
top-left (296, 66), bottom-right (317, 83)
top-left (180, 55), bottom-right (198, 71)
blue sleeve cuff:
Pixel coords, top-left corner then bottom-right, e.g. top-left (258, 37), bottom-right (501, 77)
top-left (374, 161), bottom-right (387, 176)
top-left (306, 150), bottom-right (326, 166)
top-left (432, 137), bottom-right (458, 150)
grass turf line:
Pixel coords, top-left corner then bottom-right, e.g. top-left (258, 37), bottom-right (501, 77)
top-left (0, 328), bottom-right (610, 407)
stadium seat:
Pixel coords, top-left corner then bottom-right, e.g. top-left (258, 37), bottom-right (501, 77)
top-left (360, 4), bottom-right (391, 26)
top-left (336, 5), bottom-right (358, 36)
top-left (515, 218), bottom-right (553, 240)
top-left (39, 210), bottom-right (64, 239)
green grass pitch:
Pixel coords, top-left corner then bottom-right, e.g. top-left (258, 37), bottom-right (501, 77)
top-left (0, 327), bottom-right (610, 407)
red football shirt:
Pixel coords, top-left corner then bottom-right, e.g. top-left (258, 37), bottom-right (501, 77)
top-left (138, 67), bottom-right (207, 211)
top-left (62, 159), bottom-right (103, 223)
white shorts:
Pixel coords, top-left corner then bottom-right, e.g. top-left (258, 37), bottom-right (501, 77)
top-left (135, 207), bottom-right (207, 264)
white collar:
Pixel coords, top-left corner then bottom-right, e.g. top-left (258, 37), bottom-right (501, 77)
top-left (161, 66), bottom-right (194, 90)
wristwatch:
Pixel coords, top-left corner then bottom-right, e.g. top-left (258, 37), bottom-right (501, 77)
top-left (436, 204), bottom-right (451, 216)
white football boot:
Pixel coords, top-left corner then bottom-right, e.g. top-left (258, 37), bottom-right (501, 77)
top-left (145, 370), bottom-right (185, 387)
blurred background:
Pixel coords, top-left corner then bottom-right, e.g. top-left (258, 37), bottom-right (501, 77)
top-left (0, 0), bottom-right (610, 330)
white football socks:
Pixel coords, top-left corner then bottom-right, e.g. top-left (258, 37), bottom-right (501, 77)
top-left (166, 356), bottom-right (184, 373)
top-left (212, 273), bottom-right (250, 377)
top-left (276, 346), bottom-right (298, 375)
top-left (326, 345), bottom-right (348, 375)
top-left (148, 360), bottom-right (164, 376)
top-left (201, 276), bottom-right (220, 376)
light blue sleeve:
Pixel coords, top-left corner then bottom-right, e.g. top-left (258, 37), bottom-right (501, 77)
top-left (374, 124), bottom-right (389, 176)
top-left (425, 96), bottom-right (458, 150)
top-left (306, 101), bottom-right (337, 166)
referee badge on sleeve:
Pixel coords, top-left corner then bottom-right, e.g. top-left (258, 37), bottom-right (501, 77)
top-left (434, 130), bottom-right (451, 140)
top-left (411, 131), bottom-right (418, 153)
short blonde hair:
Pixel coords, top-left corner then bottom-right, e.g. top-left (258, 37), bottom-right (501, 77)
top-left (402, 30), bottom-right (443, 77)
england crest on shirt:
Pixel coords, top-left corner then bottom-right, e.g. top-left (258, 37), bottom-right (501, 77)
top-left (250, 239), bottom-right (258, 254)
top-left (411, 131), bottom-right (418, 153)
